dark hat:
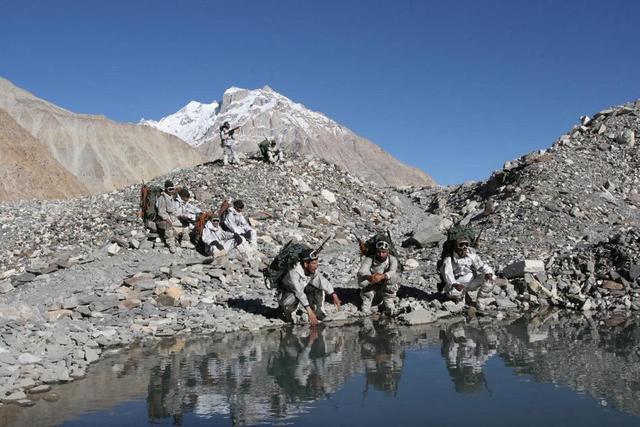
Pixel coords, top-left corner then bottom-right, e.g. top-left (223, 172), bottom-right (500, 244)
top-left (164, 180), bottom-right (175, 189)
top-left (233, 200), bottom-right (245, 209)
top-left (178, 188), bottom-right (190, 198)
top-left (299, 248), bottom-right (319, 261)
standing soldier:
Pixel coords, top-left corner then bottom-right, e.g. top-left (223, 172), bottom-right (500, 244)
top-left (220, 121), bottom-right (241, 166)
top-left (358, 238), bottom-right (399, 316)
top-left (155, 180), bottom-right (178, 254)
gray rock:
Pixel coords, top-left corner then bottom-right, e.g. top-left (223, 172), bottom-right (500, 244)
top-left (0, 280), bottom-right (13, 294)
top-left (18, 353), bottom-right (42, 365)
top-left (616, 129), bottom-right (635, 146)
top-left (502, 260), bottom-right (545, 278)
top-left (399, 309), bottom-right (437, 325)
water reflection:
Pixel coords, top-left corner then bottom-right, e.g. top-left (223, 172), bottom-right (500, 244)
top-left (4, 313), bottom-right (640, 426)
top-left (441, 320), bottom-right (497, 394)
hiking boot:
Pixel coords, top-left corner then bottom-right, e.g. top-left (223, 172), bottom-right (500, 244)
top-left (383, 300), bottom-right (397, 317)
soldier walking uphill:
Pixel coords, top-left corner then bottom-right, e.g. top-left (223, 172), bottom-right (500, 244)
top-left (220, 121), bottom-right (241, 166)
top-left (358, 237), bottom-right (400, 316)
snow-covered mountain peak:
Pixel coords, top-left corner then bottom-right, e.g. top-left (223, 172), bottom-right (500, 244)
top-left (141, 100), bottom-right (219, 145)
top-left (140, 85), bottom-right (435, 186)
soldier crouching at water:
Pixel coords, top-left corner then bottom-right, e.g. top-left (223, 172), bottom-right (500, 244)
top-left (440, 234), bottom-right (495, 306)
top-left (358, 239), bottom-right (399, 316)
top-left (279, 248), bottom-right (341, 326)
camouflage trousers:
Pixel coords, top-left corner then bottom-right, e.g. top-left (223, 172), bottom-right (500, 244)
top-left (445, 274), bottom-right (494, 302)
top-left (156, 221), bottom-right (178, 251)
top-left (360, 278), bottom-right (399, 315)
top-left (279, 287), bottom-right (327, 324)
top-left (223, 145), bottom-right (240, 165)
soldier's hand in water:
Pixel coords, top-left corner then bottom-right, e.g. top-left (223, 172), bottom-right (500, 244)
top-left (307, 307), bottom-right (319, 326)
top-left (453, 283), bottom-right (465, 292)
top-left (233, 233), bottom-right (243, 245)
top-left (332, 293), bottom-right (341, 310)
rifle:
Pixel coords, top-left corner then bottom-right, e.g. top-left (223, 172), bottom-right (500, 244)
top-left (352, 232), bottom-right (367, 257)
top-left (311, 235), bottom-right (332, 259)
top-left (228, 126), bottom-right (240, 136)
top-left (473, 224), bottom-right (486, 248)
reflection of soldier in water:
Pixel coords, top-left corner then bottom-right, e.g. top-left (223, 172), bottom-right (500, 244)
top-left (440, 321), bottom-right (498, 393)
top-left (359, 319), bottom-right (405, 396)
top-left (269, 326), bottom-right (344, 403)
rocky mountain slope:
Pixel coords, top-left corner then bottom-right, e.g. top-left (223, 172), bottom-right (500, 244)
top-left (0, 100), bottom-right (638, 407)
top-left (142, 86), bottom-right (435, 187)
top-left (0, 77), bottom-right (206, 198)
top-left (0, 109), bottom-right (87, 200)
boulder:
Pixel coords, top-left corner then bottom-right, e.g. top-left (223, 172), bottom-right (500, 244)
top-left (502, 260), bottom-right (545, 278)
top-left (399, 309), bottom-right (438, 325)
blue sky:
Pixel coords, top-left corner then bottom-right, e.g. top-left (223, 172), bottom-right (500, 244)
top-left (1, 0), bottom-right (639, 185)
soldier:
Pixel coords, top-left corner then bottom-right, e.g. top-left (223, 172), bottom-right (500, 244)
top-left (201, 213), bottom-right (235, 256)
top-left (440, 234), bottom-right (495, 304)
top-left (259, 138), bottom-right (284, 163)
top-left (220, 121), bottom-right (241, 166)
top-left (358, 238), bottom-right (400, 316)
top-left (222, 199), bottom-right (257, 247)
top-left (279, 247), bottom-right (341, 326)
top-left (175, 188), bottom-right (201, 238)
top-left (155, 180), bottom-right (179, 254)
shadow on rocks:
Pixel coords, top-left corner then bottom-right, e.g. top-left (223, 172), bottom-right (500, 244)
top-left (226, 298), bottom-right (281, 319)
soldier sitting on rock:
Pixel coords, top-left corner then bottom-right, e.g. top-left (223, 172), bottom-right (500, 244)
top-left (358, 237), bottom-right (400, 316)
top-left (154, 180), bottom-right (179, 254)
top-left (440, 229), bottom-right (495, 306)
top-left (201, 213), bottom-right (235, 256)
top-left (222, 199), bottom-right (257, 247)
top-left (259, 138), bottom-right (284, 163)
top-left (175, 188), bottom-right (202, 235)
top-left (279, 247), bottom-right (341, 326)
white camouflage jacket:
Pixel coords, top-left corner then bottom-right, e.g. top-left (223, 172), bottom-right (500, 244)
top-left (223, 207), bottom-right (253, 235)
top-left (441, 248), bottom-right (494, 286)
top-left (281, 263), bottom-right (335, 307)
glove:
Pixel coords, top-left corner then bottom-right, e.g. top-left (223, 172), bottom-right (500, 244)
top-left (234, 233), bottom-right (243, 245)
top-left (213, 242), bottom-right (224, 251)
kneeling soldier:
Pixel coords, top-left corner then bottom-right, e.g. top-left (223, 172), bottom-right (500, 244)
top-left (358, 239), bottom-right (399, 316)
top-left (279, 247), bottom-right (341, 326)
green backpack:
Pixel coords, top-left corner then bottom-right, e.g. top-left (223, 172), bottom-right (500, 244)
top-left (258, 139), bottom-right (271, 159)
top-left (263, 241), bottom-right (311, 290)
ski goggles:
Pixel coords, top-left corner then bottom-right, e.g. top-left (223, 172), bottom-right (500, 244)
top-left (456, 241), bottom-right (470, 249)
top-left (376, 241), bottom-right (390, 250)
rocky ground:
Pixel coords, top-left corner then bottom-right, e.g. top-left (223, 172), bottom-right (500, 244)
top-left (0, 101), bottom-right (638, 407)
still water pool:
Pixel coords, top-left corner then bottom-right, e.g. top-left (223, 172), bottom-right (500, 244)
top-left (3, 312), bottom-right (640, 426)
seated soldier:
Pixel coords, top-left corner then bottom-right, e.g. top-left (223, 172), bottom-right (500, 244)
top-left (223, 199), bottom-right (257, 247)
top-left (279, 247), bottom-right (341, 326)
top-left (201, 214), bottom-right (236, 256)
top-left (358, 239), bottom-right (399, 316)
top-left (440, 235), bottom-right (495, 303)
top-left (175, 188), bottom-right (202, 236)
top-left (258, 138), bottom-right (283, 163)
